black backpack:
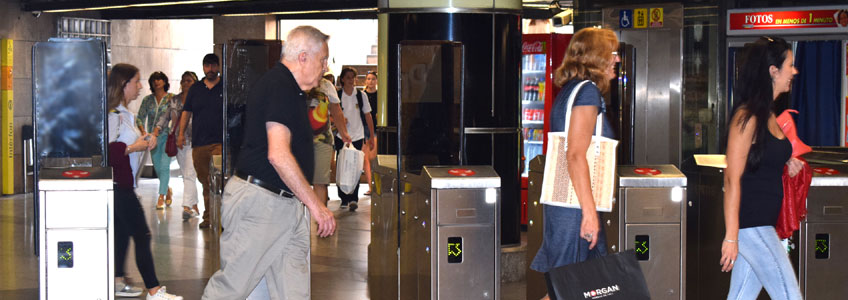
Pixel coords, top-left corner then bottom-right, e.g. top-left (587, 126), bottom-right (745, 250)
top-left (337, 88), bottom-right (370, 139)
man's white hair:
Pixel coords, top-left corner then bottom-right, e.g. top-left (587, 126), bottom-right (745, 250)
top-left (282, 26), bottom-right (329, 62)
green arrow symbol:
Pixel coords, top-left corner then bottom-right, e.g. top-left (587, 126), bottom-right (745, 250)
top-left (816, 239), bottom-right (828, 253)
top-left (635, 241), bottom-right (648, 254)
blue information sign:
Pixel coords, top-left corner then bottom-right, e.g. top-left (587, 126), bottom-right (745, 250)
top-left (620, 9), bottom-right (634, 28)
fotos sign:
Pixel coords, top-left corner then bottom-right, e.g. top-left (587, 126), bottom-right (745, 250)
top-left (728, 6), bottom-right (848, 35)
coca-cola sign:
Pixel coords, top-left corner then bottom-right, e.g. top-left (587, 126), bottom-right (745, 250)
top-left (522, 41), bottom-right (545, 53)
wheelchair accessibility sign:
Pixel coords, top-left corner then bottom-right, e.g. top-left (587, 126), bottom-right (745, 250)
top-left (619, 10), bottom-right (633, 28)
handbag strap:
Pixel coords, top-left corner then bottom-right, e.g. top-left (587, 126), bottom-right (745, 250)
top-left (169, 108), bottom-right (181, 135)
top-left (562, 80), bottom-right (603, 139)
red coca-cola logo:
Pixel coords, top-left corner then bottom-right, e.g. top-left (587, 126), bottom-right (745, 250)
top-left (813, 168), bottom-right (840, 175)
top-left (634, 168), bottom-right (662, 176)
top-left (447, 169), bottom-right (476, 177)
top-left (62, 170), bottom-right (91, 178)
top-left (522, 41), bottom-right (543, 53)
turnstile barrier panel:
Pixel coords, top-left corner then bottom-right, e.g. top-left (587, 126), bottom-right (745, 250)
top-left (437, 225), bottom-right (496, 299)
top-left (806, 186), bottom-right (848, 223)
top-left (368, 158), bottom-right (399, 300)
top-left (526, 156), bottom-right (547, 300)
top-left (802, 222), bottom-right (848, 299)
top-left (625, 224), bottom-right (681, 300)
top-left (45, 191), bottom-right (108, 228)
top-left (624, 188), bottom-right (682, 223)
top-left (436, 189), bottom-right (496, 225)
top-left (46, 229), bottom-right (109, 299)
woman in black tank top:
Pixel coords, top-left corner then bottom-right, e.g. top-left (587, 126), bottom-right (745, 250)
top-left (722, 36), bottom-right (805, 300)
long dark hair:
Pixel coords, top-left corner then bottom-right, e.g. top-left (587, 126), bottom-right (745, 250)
top-left (731, 36), bottom-right (791, 171)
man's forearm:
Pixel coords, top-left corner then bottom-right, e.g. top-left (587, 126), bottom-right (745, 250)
top-left (329, 103), bottom-right (349, 138)
top-left (269, 148), bottom-right (321, 209)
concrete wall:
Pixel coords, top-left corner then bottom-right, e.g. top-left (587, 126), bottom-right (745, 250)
top-left (112, 19), bottom-right (214, 114)
top-left (0, 0), bottom-right (213, 194)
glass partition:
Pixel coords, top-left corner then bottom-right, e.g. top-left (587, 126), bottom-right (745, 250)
top-left (397, 41), bottom-right (464, 174)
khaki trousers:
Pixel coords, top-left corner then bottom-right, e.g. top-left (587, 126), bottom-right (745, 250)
top-left (202, 177), bottom-right (311, 299)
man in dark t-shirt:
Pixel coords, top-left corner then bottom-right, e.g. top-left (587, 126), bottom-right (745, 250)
top-left (202, 26), bottom-right (336, 300)
top-left (177, 53), bottom-right (224, 229)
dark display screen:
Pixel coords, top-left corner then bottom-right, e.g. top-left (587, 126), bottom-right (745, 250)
top-left (447, 236), bottom-right (463, 263)
top-left (58, 241), bottom-right (73, 268)
top-left (635, 235), bottom-right (649, 261)
top-left (815, 233), bottom-right (829, 259)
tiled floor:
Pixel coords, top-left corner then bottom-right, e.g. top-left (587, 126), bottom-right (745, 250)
top-left (0, 166), bottom-right (527, 299)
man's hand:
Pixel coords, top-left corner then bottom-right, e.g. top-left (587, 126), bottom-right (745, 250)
top-left (308, 203), bottom-right (336, 237)
top-left (176, 135), bottom-right (185, 150)
top-left (341, 132), bottom-right (352, 144)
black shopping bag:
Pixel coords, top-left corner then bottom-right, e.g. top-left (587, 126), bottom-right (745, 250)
top-left (548, 250), bottom-right (650, 300)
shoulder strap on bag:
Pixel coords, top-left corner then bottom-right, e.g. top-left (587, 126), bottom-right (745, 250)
top-left (562, 80), bottom-right (604, 139)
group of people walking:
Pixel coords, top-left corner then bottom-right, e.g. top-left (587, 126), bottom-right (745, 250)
top-left (106, 25), bottom-right (380, 299)
top-left (532, 28), bottom-right (805, 300)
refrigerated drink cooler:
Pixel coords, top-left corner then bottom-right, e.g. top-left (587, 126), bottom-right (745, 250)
top-left (38, 167), bottom-right (114, 300)
top-left (799, 164), bottom-right (848, 299)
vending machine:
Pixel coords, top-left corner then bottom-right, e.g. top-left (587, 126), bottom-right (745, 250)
top-left (520, 33), bottom-right (571, 224)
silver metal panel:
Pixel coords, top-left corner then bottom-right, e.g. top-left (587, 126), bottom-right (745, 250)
top-left (399, 182), bottom-right (427, 300)
top-left (618, 165), bottom-right (687, 187)
top-left (806, 186), bottom-right (848, 223)
top-left (625, 224), bottom-right (682, 300)
top-left (435, 225), bottom-right (497, 300)
top-left (368, 165), bottom-right (399, 300)
top-left (618, 28), bottom-right (683, 167)
top-left (435, 189), bottom-right (496, 225)
top-left (801, 222), bottom-right (848, 299)
top-left (809, 164), bottom-right (848, 187)
top-left (424, 166), bottom-right (501, 189)
top-left (526, 156), bottom-right (546, 300)
top-left (624, 188), bottom-right (683, 224)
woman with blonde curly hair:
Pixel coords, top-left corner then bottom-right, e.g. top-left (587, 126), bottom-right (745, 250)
top-left (530, 27), bottom-right (619, 300)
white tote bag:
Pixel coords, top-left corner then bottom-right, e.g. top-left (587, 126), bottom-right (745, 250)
top-left (336, 143), bottom-right (364, 194)
top-left (540, 80), bottom-right (618, 212)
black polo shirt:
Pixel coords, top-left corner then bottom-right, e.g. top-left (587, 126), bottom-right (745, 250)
top-left (183, 78), bottom-right (223, 147)
top-left (235, 62), bottom-right (314, 191)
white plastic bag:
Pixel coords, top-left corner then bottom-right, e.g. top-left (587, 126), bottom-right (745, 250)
top-left (336, 143), bottom-right (364, 194)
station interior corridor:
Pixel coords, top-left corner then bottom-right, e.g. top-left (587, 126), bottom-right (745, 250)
top-left (0, 162), bottom-right (526, 299)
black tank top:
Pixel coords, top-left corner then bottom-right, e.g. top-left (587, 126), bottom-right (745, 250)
top-left (739, 132), bottom-right (792, 229)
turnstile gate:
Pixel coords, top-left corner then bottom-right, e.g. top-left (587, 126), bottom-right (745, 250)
top-left (606, 165), bottom-right (687, 300)
top-left (38, 167), bottom-right (114, 300)
top-left (800, 164), bottom-right (848, 299)
top-left (397, 165), bottom-right (500, 300)
top-left (527, 161), bottom-right (687, 300)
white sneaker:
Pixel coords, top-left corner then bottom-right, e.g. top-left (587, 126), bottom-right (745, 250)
top-left (182, 208), bottom-right (199, 220)
top-left (146, 286), bottom-right (183, 300)
top-left (115, 279), bottom-right (143, 297)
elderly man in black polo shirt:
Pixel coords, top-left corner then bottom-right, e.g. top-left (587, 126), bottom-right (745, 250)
top-left (202, 26), bottom-right (336, 300)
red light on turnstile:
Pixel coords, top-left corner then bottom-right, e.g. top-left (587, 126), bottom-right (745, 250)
top-left (61, 170), bottom-right (91, 178)
top-left (813, 168), bottom-right (840, 175)
top-left (447, 169), bottom-right (476, 177)
top-left (633, 168), bottom-right (662, 176)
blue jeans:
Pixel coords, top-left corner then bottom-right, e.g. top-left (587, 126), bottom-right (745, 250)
top-left (727, 226), bottom-right (802, 300)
